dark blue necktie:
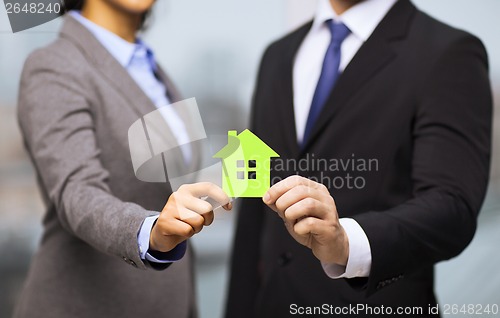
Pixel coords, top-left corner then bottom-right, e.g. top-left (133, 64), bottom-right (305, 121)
top-left (302, 21), bottom-right (351, 145)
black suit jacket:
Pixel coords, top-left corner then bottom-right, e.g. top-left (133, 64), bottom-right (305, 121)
top-left (225, 1), bottom-right (492, 317)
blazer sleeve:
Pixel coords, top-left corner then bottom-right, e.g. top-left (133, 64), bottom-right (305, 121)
top-left (352, 34), bottom-right (492, 296)
top-left (17, 48), bottom-right (157, 270)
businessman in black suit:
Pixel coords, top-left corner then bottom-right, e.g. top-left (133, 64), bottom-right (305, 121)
top-left (226, 0), bottom-right (492, 317)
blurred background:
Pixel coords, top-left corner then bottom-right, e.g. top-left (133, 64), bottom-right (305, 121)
top-left (1, 1), bottom-right (499, 317)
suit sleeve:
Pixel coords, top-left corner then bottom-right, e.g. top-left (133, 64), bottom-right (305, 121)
top-left (352, 34), bottom-right (492, 295)
top-left (17, 49), bottom-right (156, 270)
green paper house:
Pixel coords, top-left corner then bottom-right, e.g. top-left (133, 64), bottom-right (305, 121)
top-left (214, 130), bottom-right (280, 198)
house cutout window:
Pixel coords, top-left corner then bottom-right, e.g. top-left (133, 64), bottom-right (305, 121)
top-left (236, 160), bottom-right (258, 180)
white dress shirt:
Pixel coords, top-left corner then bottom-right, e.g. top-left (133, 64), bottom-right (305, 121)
top-left (293, 0), bottom-right (398, 278)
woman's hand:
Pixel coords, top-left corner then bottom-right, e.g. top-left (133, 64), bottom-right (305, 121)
top-left (149, 182), bottom-right (232, 252)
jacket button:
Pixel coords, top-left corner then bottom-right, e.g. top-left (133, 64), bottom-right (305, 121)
top-left (123, 257), bottom-right (137, 267)
top-left (278, 252), bottom-right (293, 266)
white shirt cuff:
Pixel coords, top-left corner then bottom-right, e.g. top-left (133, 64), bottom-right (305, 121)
top-left (322, 218), bottom-right (372, 279)
top-left (138, 215), bottom-right (159, 260)
top-left (138, 215), bottom-right (187, 264)
top-left (145, 250), bottom-right (175, 264)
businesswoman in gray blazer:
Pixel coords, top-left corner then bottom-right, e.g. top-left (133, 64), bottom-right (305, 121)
top-left (14, 0), bottom-right (231, 317)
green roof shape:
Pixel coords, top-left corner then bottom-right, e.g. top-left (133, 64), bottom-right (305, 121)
top-left (213, 129), bottom-right (279, 159)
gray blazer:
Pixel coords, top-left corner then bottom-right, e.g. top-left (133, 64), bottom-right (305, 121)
top-left (15, 15), bottom-right (199, 318)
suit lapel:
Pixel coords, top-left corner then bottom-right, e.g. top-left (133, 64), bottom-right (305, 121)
top-left (60, 16), bottom-right (200, 181)
top-left (301, 0), bottom-right (417, 153)
top-left (278, 22), bottom-right (313, 159)
top-left (59, 16), bottom-right (157, 118)
top-left (155, 66), bottom-right (203, 175)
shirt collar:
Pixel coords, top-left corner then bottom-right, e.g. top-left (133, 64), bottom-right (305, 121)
top-left (69, 10), bottom-right (153, 68)
top-left (312, 0), bottom-right (398, 42)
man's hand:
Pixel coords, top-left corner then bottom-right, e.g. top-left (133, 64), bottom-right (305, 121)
top-left (150, 182), bottom-right (232, 252)
top-left (263, 175), bottom-right (349, 266)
